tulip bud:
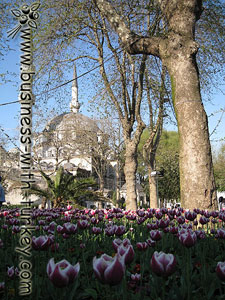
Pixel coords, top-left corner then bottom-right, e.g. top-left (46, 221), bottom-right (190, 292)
top-left (150, 230), bottom-right (163, 241)
top-left (136, 242), bottom-right (148, 251)
top-left (7, 267), bottom-right (19, 279)
top-left (117, 244), bottom-right (135, 265)
top-left (0, 282), bottom-right (4, 291)
top-left (178, 230), bottom-right (197, 247)
top-left (93, 253), bottom-right (125, 285)
top-left (131, 273), bottom-right (141, 282)
top-left (216, 262), bottom-right (225, 281)
top-left (32, 236), bottom-right (50, 251)
top-left (151, 251), bottom-right (176, 277)
top-left (47, 258), bottom-right (80, 288)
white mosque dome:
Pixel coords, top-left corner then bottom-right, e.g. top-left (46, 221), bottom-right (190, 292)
top-left (44, 112), bottom-right (99, 133)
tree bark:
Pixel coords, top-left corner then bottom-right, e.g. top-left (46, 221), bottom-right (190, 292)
top-left (148, 166), bottom-right (158, 208)
top-left (124, 141), bottom-right (138, 210)
top-left (158, 1), bottom-right (217, 210)
top-left (165, 55), bottom-right (216, 210)
top-left (115, 161), bottom-right (120, 207)
top-left (99, 176), bottom-right (104, 192)
top-left (41, 196), bottom-right (47, 209)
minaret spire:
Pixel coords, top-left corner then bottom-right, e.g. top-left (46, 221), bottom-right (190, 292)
top-left (70, 63), bottom-right (80, 113)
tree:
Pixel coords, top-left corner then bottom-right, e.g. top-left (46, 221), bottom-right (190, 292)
top-left (141, 65), bottom-right (167, 208)
top-left (69, 10), bottom-right (148, 210)
top-left (18, 0), bottom-right (223, 210)
top-left (94, 0), bottom-right (219, 210)
top-left (27, 167), bottom-right (97, 208)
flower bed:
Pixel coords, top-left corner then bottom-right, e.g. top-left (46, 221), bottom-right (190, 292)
top-left (0, 207), bottom-right (224, 299)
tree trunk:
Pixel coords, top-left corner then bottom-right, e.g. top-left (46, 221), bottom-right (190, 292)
top-left (159, 1), bottom-right (217, 210)
top-left (41, 197), bottom-right (47, 209)
top-left (124, 142), bottom-right (137, 210)
top-left (99, 176), bottom-right (104, 192)
top-left (115, 161), bottom-right (120, 207)
top-left (148, 166), bottom-right (158, 209)
top-left (166, 57), bottom-right (216, 210)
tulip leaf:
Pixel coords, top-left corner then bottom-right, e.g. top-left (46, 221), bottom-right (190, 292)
top-left (80, 288), bottom-right (98, 300)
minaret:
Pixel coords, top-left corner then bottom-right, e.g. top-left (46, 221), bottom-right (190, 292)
top-left (70, 64), bottom-right (80, 113)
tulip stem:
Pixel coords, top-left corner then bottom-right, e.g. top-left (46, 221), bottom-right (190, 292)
top-left (186, 248), bottom-right (191, 300)
top-left (122, 276), bottom-right (127, 300)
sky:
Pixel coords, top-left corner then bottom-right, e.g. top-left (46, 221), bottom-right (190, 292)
top-left (0, 29), bottom-right (224, 153)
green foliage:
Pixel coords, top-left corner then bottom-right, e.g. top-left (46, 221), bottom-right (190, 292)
top-left (27, 167), bottom-right (97, 206)
top-left (156, 131), bottom-right (180, 202)
top-left (138, 131), bottom-right (180, 202)
top-left (213, 144), bottom-right (225, 191)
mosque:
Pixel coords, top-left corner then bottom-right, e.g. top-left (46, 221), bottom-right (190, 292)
top-left (3, 66), bottom-right (116, 208)
top-left (2, 65), bottom-right (147, 208)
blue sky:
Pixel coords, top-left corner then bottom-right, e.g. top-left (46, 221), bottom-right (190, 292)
top-left (0, 35), bottom-right (224, 152)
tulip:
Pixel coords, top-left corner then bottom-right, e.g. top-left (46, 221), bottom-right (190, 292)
top-left (112, 238), bottom-right (123, 251)
top-left (92, 227), bottom-right (102, 234)
top-left (105, 226), bottom-right (115, 236)
top-left (215, 228), bottom-right (225, 239)
top-left (116, 213), bottom-right (124, 219)
top-left (12, 225), bottom-right (21, 233)
top-left (147, 222), bottom-right (159, 230)
top-left (195, 230), bottom-right (206, 239)
top-left (137, 217), bottom-right (146, 225)
top-left (137, 210), bottom-right (145, 217)
top-left (150, 251), bottom-right (176, 277)
top-left (0, 282), bottom-right (4, 291)
top-left (146, 238), bottom-right (156, 247)
top-left (7, 267), bottom-right (19, 278)
top-left (176, 215), bottom-right (185, 224)
top-left (47, 258), bottom-right (80, 288)
top-left (136, 242), bottom-right (148, 251)
top-left (185, 211), bottom-right (197, 221)
top-left (155, 211), bottom-right (163, 219)
top-left (178, 230), bottom-right (197, 247)
top-left (77, 219), bottom-right (89, 229)
top-left (114, 225), bottom-right (126, 236)
top-left (199, 216), bottom-right (209, 225)
top-left (50, 243), bottom-right (59, 253)
top-left (80, 243), bottom-right (85, 249)
top-left (38, 220), bottom-right (46, 225)
top-left (62, 233), bottom-right (70, 239)
top-left (117, 244), bottom-right (135, 265)
top-left (211, 218), bottom-right (218, 224)
top-left (150, 230), bottom-right (163, 241)
top-left (161, 207), bottom-right (168, 214)
top-left (158, 218), bottom-right (170, 229)
top-left (48, 221), bottom-right (57, 231)
top-left (211, 211), bottom-right (219, 218)
top-left (43, 226), bottom-right (49, 232)
top-left (216, 262), bottom-right (225, 281)
top-left (112, 238), bottom-right (131, 251)
top-left (93, 253), bottom-right (125, 285)
top-left (63, 222), bottom-right (78, 234)
top-left (170, 226), bottom-right (178, 234)
top-left (131, 273), bottom-right (141, 282)
top-left (91, 217), bottom-right (98, 224)
top-left (32, 236), bottom-right (50, 251)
